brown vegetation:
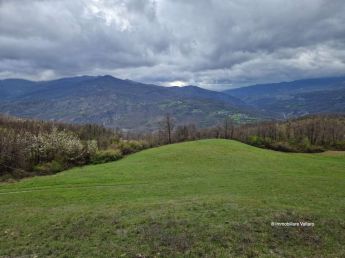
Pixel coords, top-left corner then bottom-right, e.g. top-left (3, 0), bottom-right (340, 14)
top-left (230, 115), bottom-right (345, 152)
top-left (1, 113), bottom-right (345, 181)
top-left (0, 115), bottom-right (147, 180)
top-left (133, 114), bottom-right (345, 153)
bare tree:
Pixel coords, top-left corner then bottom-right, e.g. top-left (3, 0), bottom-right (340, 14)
top-left (161, 113), bottom-right (175, 144)
top-left (223, 117), bottom-right (234, 139)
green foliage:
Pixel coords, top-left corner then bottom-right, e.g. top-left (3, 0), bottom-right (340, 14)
top-left (246, 136), bottom-right (325, 153)
top-left (300, 137), bottom-right (311, 149)
top-left (118, 140), bottom-right (148, 155)
top-left (300, 145), bottom-right (325, 153)
top-left (332, 141), bottom-right (345, 150)
top-left (247, 135), bottom-right (264, 147)
top-left (33, 160), bottom-right (65, 175)
top-left (91, 149), bottom-right (123, 164)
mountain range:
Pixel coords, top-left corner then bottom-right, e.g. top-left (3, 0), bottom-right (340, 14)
top-left (1, 75), bottom-right (345, 130)
top-left (0, 75), bottom-right (258, 131)
top-left (224, 77), bottom-right (345, 118)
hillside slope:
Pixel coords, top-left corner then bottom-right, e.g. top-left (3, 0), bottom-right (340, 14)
top-left (0, 76), bottom-right (258, 130)
top-left (224, 76), bottom-right (345, 117)
top-left (1, 140), bottom-right (344, 257)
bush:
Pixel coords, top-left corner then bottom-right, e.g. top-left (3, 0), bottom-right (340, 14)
top-left (91, 149), bottom-right (123, 164)
top-left (33, 160), bottom-right (65, 175)
top-left (302, 145), bottom-right (325, 153)
top-left (244, 136), bottom-right (325, 153)
top-left (118, 140), bottom-right (148, 155)
top-left (269, 142), bottom-right (298, 152)
top-left (332, 141), bottom-right (345, 151)
top-left (247, 135), bottom-right (270, 148)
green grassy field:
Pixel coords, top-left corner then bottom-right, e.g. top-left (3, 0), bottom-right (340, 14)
top-left (1, 139), bottom-right (345, 257)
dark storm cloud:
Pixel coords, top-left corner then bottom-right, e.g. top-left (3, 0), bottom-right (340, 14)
top-left (0, 0), bottom-right (345, 89)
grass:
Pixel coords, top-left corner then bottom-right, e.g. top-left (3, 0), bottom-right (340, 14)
top-left (1, 139), bottom-right (345, 257)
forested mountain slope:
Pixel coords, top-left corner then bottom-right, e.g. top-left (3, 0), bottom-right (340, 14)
top-left (0, 76), bottom-right (258, 130)
top-left (224, 77), bottom-right (345, 118)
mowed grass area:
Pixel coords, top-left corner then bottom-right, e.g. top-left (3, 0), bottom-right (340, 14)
top-left (1, 139), bottom-right (345, 257)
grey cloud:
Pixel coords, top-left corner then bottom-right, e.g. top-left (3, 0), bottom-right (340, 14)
top-left (0, 0), bottom-right (345, 89)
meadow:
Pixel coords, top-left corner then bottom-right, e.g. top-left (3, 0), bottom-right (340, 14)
top-left (1, 139), bottom-right (345, 257)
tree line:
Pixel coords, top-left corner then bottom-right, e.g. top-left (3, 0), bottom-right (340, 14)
top-left (228, 115), bottom-right (345, 152)
top-left (1, 113), bottom-right (345, 181)
top-left (134, 114), bottom-right (345, 152)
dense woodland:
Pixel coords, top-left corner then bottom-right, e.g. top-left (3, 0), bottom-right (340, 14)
top-left (1, 113), bottom-right (345, 180)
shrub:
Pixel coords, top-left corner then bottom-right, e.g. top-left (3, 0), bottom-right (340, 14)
top-left (33, 160), bottom-right (65, 175)
top-left (299, 137), bottom-right (311, 149)
top-left (269, 142), bottom-right (297, 152)
top-left (31, 128), bottom-right (84, 163)
top-left (302, 145), bottom-right (325, 153)
top-left (91, 149), bottom-right (123, 164)
top-left (118, 140), bottom-right (148, 155)
top-left (333, 141), bottom-right (345, 151)
top-left (247, 135), bottom-right (266, 148)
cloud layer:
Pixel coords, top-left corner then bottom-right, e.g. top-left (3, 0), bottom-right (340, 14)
top-left (1, 0), bottom-right (345, 89)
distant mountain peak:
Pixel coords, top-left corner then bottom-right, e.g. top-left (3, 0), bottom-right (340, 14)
top-left (183, 85), bottom-right (200, 88)
top-left (99, 75), bottom-right (116, 79)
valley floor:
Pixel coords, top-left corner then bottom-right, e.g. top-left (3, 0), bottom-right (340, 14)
top-left (1, 140), bottom-right (345, 257)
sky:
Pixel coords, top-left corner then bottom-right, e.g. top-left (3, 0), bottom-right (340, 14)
top-left (1, 0), bottom-right (345, 90)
